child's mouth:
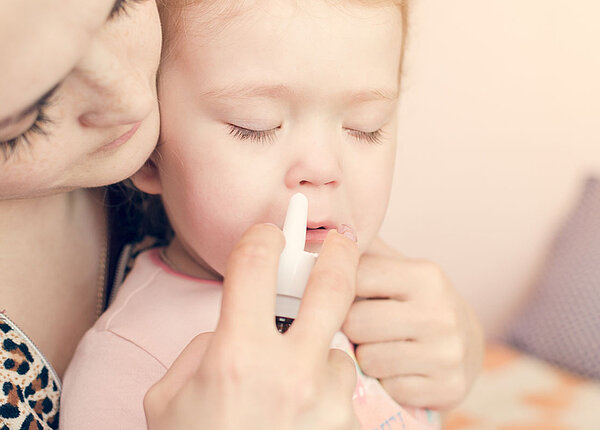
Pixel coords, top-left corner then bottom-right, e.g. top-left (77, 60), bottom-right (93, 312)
top-left (305, 226), bottom-right (331, 244)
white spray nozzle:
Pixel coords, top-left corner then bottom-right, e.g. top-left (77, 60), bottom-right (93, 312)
top-left (275, 193), bottom-right (318, 319)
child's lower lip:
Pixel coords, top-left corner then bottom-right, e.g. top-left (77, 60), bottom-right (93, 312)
top-left (305, 228), bottom-right (331, 243)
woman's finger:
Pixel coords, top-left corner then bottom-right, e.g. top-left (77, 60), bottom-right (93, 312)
top-left (293, 230), bottom-right (359, 353)
top-left (324, 348), bottom-right (361, 430)
top-left (327, 348), bottom-right (358, 397)
top-left (144, 332), bottom-right (213, 415)
top-left (219, 223), bottom-right (285, 335)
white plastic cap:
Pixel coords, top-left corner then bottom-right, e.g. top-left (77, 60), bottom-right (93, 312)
top-left (275, 193), bottom-right (318, 319)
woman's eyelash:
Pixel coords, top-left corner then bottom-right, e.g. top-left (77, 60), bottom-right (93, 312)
top-left (228, 125), bottom-right (279, 144)
top-left (109, 0), bottom-right (145, 19)
top-left (346, 128), bottom-right (384, 144)
top-left (0, 89), bottom-right (56, 161)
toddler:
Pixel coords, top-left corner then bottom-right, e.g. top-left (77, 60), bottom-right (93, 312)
top-left (60, 0), bottom-right (439, 428)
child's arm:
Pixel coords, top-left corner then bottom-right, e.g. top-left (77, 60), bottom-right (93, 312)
top-left (343, 237), bottom-right (484, 410)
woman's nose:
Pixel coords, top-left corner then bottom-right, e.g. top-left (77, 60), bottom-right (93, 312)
top-left (285, 139), bottom-right (342, 190)
top-left (76, 37), bottom-right (155, 128)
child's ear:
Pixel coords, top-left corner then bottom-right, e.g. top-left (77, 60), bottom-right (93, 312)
top-left (131, 158), bottom-right (162, 195)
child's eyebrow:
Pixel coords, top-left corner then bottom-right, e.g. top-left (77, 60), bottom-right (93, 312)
top-left (201, 84), bottom-right (398, 103)
top-left (346, 89), bottom-right (399, 103)
top-left (201, 84), bottom-right (293, 100)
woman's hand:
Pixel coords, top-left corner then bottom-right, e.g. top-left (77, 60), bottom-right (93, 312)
top-left (144, 224), bottom-right (361, 430)
top-left (343, 237), bottom-right (484, 410)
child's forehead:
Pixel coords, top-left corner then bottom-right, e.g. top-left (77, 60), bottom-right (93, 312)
top-left (180, 0), bottom-right (404, 16)
top-left (160, 0), bottom-right (405, 91)
top-left (174, 0), bottom-right (404, 40)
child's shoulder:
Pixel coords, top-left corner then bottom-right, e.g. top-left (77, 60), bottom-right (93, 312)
top-left (94, 247), bottom-right (223, 368)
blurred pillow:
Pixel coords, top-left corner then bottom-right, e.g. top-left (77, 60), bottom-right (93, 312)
top-left (507, 176), bottom-right (600, 380)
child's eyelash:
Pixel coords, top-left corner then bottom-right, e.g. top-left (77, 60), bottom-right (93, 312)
top-left (227, 124), bottom-right (384, 145)
top-left (346, 128), bottom-right (384, 144)
top-left (228, 125), bottom-right (279, 144)
top-left (0, 90), bottom-right (56, 162)
top-left (109, 0), bottom-right (148, 19)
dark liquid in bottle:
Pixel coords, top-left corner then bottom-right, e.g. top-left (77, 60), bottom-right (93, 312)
top-left (275, 316), bottom-right (295, 334)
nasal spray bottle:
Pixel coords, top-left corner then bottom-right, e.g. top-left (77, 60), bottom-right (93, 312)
top-left (275, 193), bottom-right (318, 333)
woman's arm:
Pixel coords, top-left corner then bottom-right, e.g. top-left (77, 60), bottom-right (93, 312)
top-left (344, 237), bottom-right (484, 410)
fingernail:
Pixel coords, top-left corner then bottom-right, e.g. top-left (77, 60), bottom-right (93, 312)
top-left (338, 224), bottom-right (357, 242)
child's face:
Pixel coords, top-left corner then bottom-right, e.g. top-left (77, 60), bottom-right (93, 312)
top-left (147, 0), bottom-right (403, 278)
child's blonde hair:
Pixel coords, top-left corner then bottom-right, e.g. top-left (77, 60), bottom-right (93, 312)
top-left (157, 0), bottom-right (409, 73)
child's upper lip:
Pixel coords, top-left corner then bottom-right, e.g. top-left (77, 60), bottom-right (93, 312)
top-left (306, 220), bottom-right (337, 230)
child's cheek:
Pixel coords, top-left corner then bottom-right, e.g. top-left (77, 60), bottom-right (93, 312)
top-left (353, 174), bottom-right (394, 253)
top-left (186, 193), bottom-right (271, 276)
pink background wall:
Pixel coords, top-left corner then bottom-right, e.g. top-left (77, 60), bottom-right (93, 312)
top-left (381, 0), bottom-right (600, 337)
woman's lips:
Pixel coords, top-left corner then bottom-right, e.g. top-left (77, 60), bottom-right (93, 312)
top-left (97, 122), bottom-right (141, 153)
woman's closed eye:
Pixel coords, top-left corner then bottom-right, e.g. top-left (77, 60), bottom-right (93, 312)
top-left (228, 124), bottom-right (281, 144)
top-left (109, 0), bottom-right (148, 19)
top-left (0, 86), bottom-right (57, 161)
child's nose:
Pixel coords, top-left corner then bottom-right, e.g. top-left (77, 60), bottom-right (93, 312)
top-left (284, 143), bottom-right (342, 190)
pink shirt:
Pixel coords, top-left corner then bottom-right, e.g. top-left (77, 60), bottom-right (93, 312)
top-left (60, 249), bottom-right (439, 430)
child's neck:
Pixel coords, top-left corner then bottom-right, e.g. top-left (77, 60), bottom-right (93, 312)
top-left (163, 236), bottom-right (223, 282)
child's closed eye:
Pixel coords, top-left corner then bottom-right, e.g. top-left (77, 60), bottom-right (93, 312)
top-left (344, 128), bottom-right (384, 145)
top-left (227, 123), bottom-right (386, 146)
top-left (228, 124), bottom-right (281, 144)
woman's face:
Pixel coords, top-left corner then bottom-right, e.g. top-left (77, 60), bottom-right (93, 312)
top-left (0, 0), bottom-right (162, 199)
